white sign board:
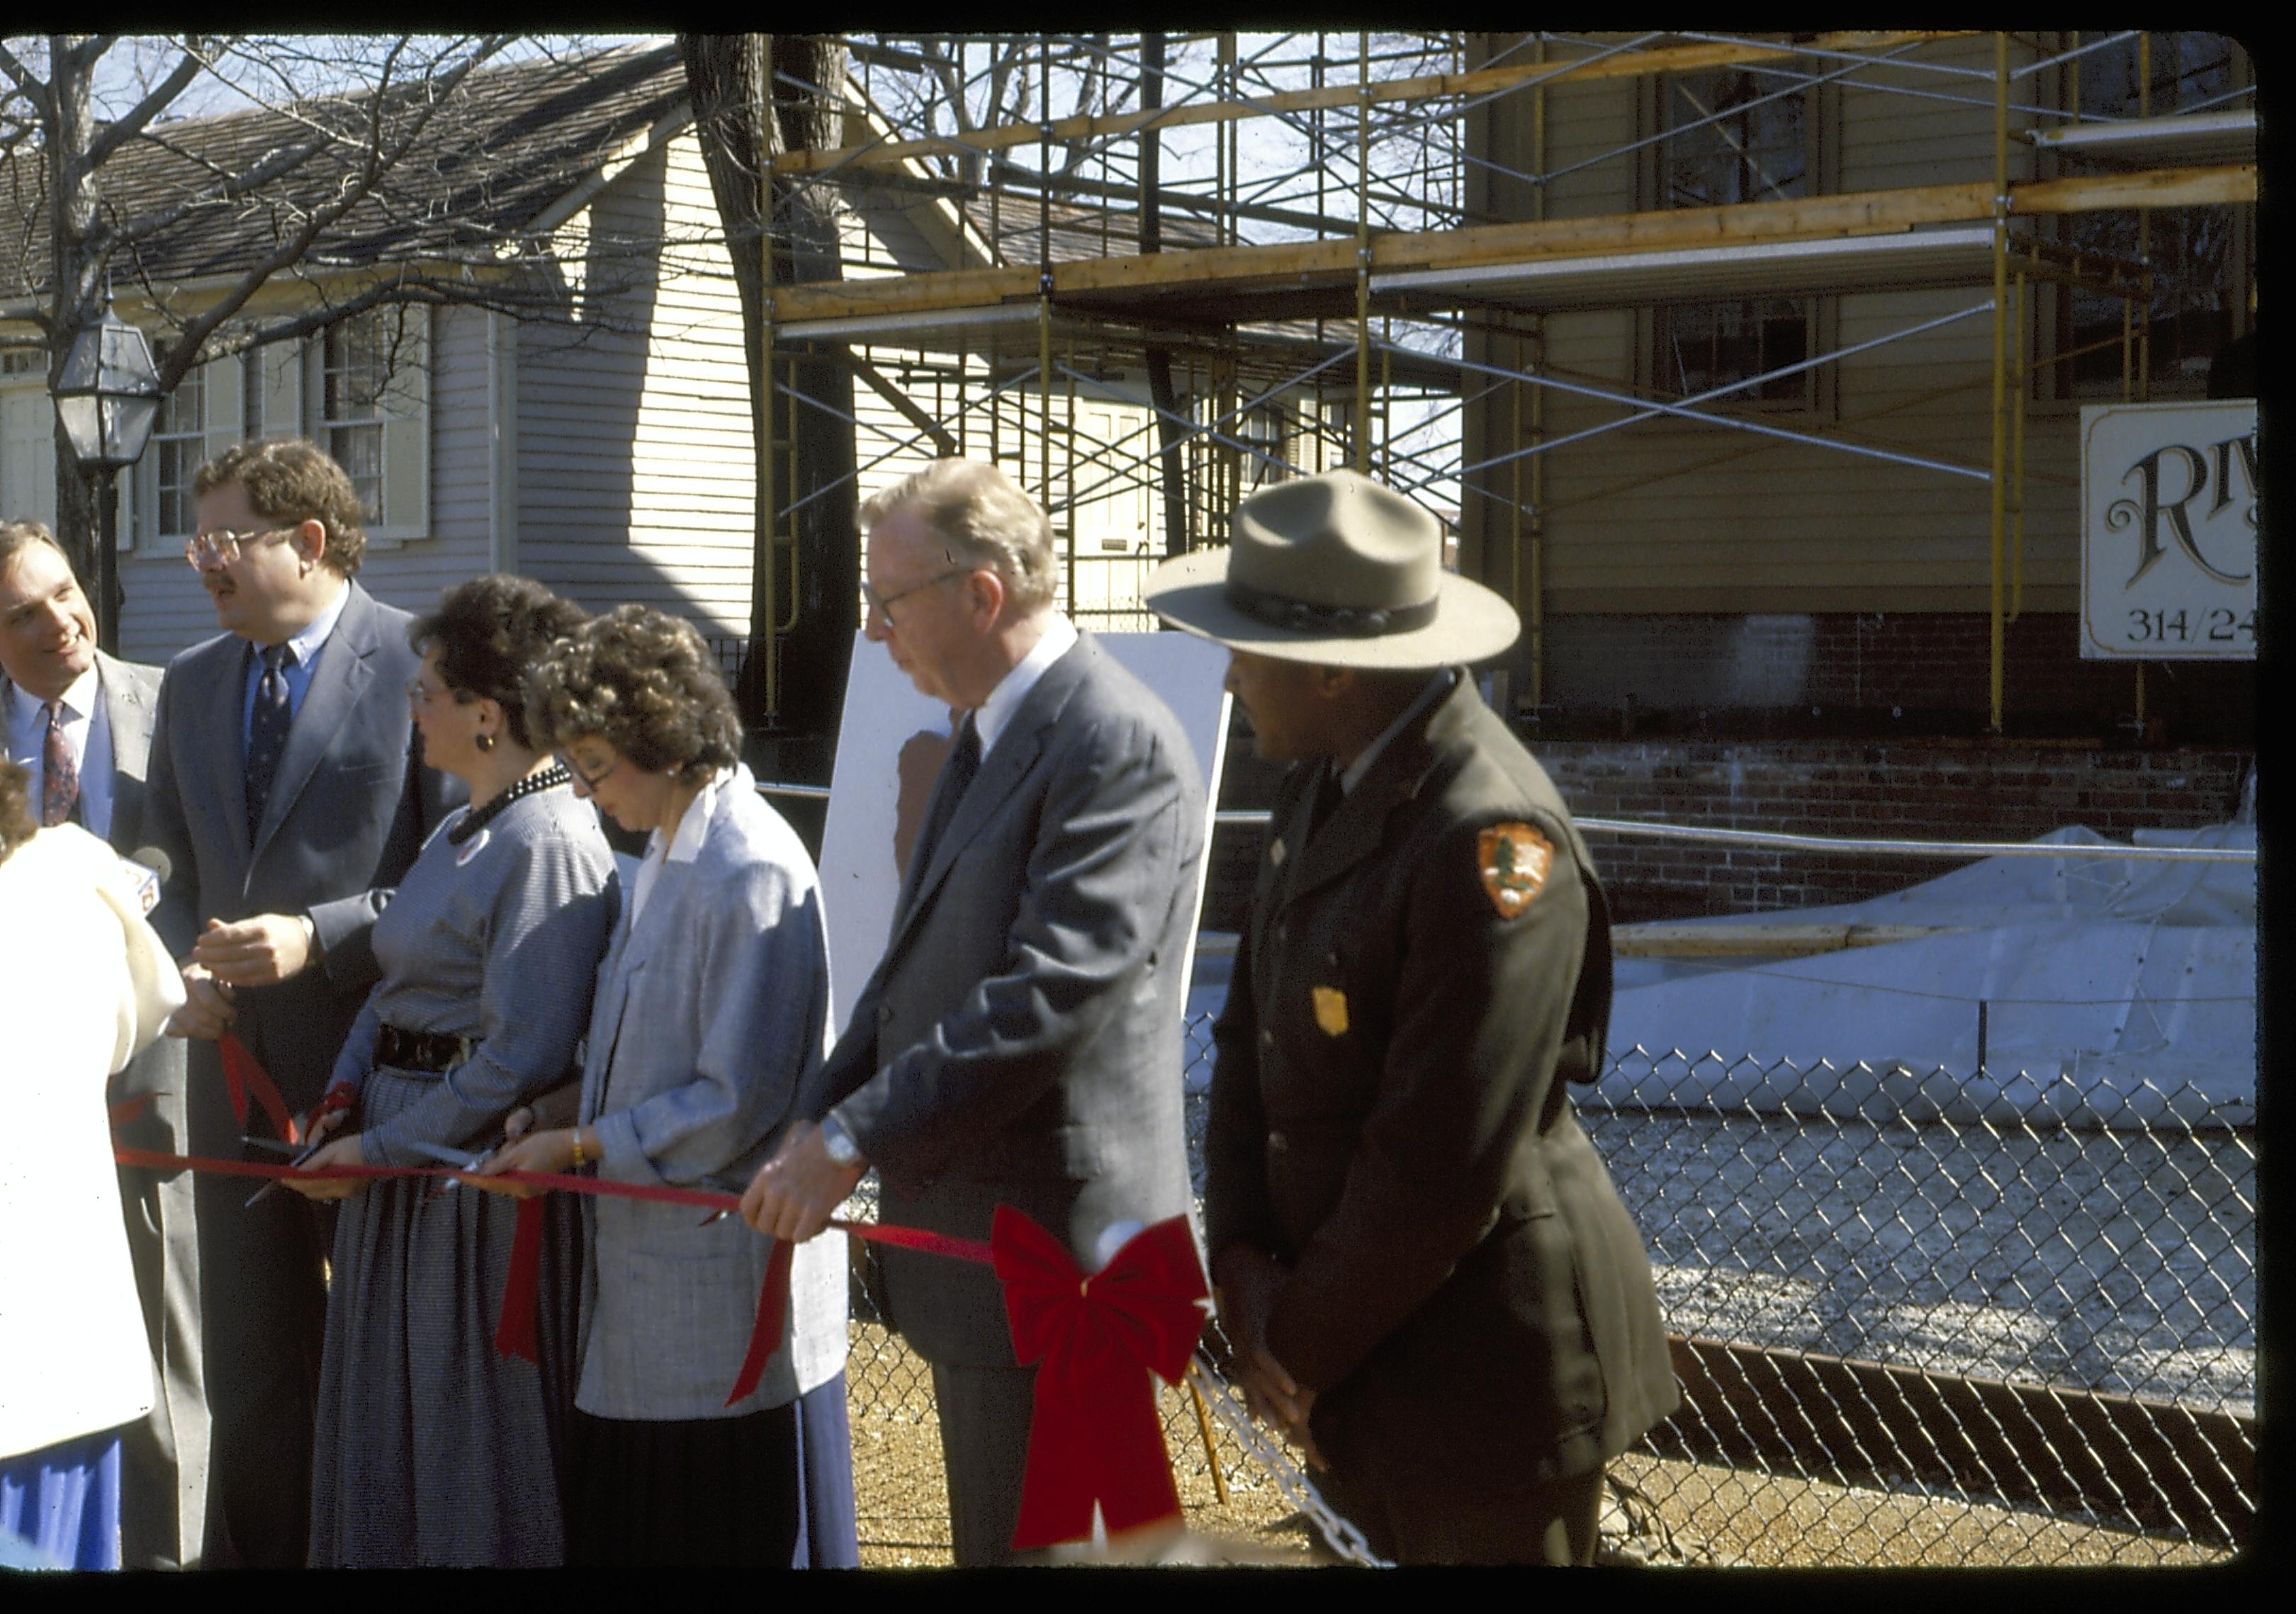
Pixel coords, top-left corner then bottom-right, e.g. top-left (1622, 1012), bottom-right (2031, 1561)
top-left (2081, 400), bottom-right (2257, 660)
top-left (817, 630), bottom-right (1232, 1039)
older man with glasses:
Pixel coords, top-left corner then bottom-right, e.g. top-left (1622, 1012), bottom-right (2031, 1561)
top-left (138, 437), bottom-right (458, 1568)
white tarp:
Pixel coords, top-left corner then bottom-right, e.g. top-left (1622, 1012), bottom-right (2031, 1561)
top-left (1603, 823), bottom-right (2256, 1127)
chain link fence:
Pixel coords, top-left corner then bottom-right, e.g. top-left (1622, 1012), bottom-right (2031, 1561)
top-left (835, 1022), bottom-right (2255, 1567)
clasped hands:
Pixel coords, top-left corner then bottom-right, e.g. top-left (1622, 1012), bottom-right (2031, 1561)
top-left (169, 913), bottom-right (319, 1039)
top-left (1213, 1246), bottom-right (1325, 1468)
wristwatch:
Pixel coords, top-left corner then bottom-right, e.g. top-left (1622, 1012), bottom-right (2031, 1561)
top-left (818, 1112), bottom-right (866, 1170)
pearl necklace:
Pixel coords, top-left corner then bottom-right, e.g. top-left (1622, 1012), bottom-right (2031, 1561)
top-left (448, 761), bottom-right (570, 846)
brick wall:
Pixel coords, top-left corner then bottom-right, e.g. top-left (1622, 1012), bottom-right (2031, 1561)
top-left (1534, 739), bottom-right (2256, 922)
top-left (1526, 612), bottom-right (2256, 743)
top-left (1201, 735), bottom-right (2252, 930)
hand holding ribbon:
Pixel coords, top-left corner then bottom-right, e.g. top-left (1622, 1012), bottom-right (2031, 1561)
top-left (992, 1209), bottom-right (1210, 1552)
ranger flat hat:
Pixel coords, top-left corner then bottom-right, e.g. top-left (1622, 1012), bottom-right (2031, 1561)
top-left (1144, 468), bottom-right (1520, 668)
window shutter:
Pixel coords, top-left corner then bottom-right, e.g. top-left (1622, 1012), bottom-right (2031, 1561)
top-left (261, 339), bottom-right (303, 441)
top-left (376, 307), bottom-right (431, 541)
top-left (113, 463), bottom-right (135, 551)
top-left (203, 349), bottom-right (244, 468)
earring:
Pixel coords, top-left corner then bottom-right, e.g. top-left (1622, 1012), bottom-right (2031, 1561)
top-left (475, 733), bottom-right (495, 752)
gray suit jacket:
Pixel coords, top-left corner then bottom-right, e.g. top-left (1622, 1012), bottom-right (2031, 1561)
top-left (142, 580), bottom-right (458, 1117)
top-left (805, 631), bottom-right (1205, 1367)
top-left (575, 767), bottom-right (845, 1418)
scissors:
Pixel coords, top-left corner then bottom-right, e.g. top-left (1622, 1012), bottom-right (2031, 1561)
top-left (398, 1139), bottom-right (498, 1199)
top-left (242, 1135), bottom-right (328, 1209)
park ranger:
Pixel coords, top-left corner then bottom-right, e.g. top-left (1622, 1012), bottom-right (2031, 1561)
top-left (1145, 468), bottom-right (1677, 1565)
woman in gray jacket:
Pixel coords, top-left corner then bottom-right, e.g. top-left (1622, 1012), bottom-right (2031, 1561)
top-left (290, 576), bottom-right (615, 1567)
top-left (481, 604), bottom-right (853, 1567)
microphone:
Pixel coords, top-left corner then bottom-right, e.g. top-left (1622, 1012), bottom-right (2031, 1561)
top-left (122, 847), bottom-right (172, 915)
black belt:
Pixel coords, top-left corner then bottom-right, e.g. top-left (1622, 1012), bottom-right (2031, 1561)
top-left (375, 1024), bottom-right (471, 1073)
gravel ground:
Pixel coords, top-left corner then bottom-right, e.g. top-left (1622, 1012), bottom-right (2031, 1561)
top-left (831, 1075), bottom-right (2251, 1566)
top-left (841, 1321), bottom-right (2232, 1569)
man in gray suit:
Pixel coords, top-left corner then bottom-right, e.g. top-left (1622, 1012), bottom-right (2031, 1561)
top-left (140, 441), bottom-right (454, 1568)
top-left (1, 520), bottom-right (206, 1568)
top-left (743, 458), bottom-right (1205, 1565)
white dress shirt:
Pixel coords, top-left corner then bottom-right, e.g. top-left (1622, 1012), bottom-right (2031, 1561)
top-left (973, 611), bottom-right (1078, 760)
top-left (629, 765), bottom-right (730, 927)
top-left (6, 665), bottom-right (116, 841)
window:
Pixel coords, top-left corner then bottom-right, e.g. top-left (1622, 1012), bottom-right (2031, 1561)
top-left (2056, 33), bottom-right (2249, 399)
top-left (312, 305), bottom-right (430, 541)
top-left (150, 366), bottom-right (207, 538)
top-left (1652, 68), bottom-right (1817, 407)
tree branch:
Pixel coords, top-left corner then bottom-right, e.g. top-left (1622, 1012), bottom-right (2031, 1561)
top-left (84, 39), bottom-right (210, 166)
top-left (0, 40), bottom-right (52, 117)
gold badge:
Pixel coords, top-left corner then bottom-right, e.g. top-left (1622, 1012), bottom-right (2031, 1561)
top-left (1312, 986), bottom-right (1349, 1037)
top-left (1478, 823), bottom-right (1553, 919)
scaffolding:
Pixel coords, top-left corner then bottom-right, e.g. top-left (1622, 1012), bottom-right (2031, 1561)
top-left (745, 31), bottom-right (2255, 732)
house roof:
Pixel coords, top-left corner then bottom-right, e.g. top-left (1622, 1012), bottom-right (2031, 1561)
top-left (1, 40), bottom-right (689, 301)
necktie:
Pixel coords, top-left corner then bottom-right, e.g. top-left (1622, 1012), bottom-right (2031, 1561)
top-left (909, 713), bottom-right (982, 881)
top-left (40, 700), bottom-right (79, 828)
top-left (244, 643), bottom-right (295, 847)
top-left (1304, 760), bottom-right (1344, 845)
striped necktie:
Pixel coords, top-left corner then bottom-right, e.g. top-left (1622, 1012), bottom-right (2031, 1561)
top-left (40, 699), bottom-right (79, 828)
top-left (244, 643), bottom-right (295, 847)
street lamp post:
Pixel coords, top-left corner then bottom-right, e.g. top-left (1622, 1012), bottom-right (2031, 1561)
top-left (53, 306), bottom-right (162, 653)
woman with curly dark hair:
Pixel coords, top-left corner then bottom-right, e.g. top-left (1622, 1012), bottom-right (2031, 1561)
top-left (476, 603), bottom-right (855, 1567)
top-left (286, 575), bottom-right (617, 1567)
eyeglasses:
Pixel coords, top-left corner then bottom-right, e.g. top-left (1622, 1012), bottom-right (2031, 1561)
top-left (405, 675), bottom-right (462, 707)
top-left (862, 565), bottom-right (974, 623)
top-left (184, 527), bottom-right (293, 569)
top-left (557, 748), bottom-right (621, 790)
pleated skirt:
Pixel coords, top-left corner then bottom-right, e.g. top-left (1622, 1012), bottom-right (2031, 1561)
top-left (307, 1070), bottom-right (583, 1568)
top-left (566, 1403), bottom-right (799, 1567)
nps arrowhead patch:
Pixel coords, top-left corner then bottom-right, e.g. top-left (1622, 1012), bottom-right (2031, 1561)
top-left (1477, 823), bottom-right (1553, 919)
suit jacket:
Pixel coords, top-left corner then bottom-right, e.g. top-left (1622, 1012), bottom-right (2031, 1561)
top-left (0, 648), bottom-right (156, 854)
top-left (575, 766), bottom-right (846, 1418)
top-left (1205, 675), bottom-right (1677, 1504)
top-left (142, 580), bottom-right (458, 1117)
top-left (804, 631), bottom-right (1205, 1367)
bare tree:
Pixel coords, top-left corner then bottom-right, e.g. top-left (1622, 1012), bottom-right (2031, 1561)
top-left (0, 33), bottom-right (677, 643)
top-left (679, 33), bottom-right (857, 762)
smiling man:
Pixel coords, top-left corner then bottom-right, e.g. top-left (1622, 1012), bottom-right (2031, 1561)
top-left (741, 457), bottom-right (1205, 1565)
top-left (1, 520), bottom-right (207, 1569)
top-left (137, 439), bottom-right (455, 1567)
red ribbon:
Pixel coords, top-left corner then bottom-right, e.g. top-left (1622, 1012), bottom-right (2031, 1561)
top-left (110, 1130), bottom-right (1205, 1536)
top-left (992, 1208), bottom-right (1210, 1552)
top-left (724, 1237), bottom-right (797, 1406)
top-left (493, 1197), bottom-right (548, 1364)
top-left (218, 1032), bottom-right (300, 1144)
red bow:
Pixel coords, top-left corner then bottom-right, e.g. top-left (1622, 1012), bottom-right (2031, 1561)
top-left (992, 1208), bottom-right (1208, 1552)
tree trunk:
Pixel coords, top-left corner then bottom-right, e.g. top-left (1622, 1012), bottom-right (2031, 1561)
top-left (43, 36), bottom-right (116, 645)
top-left (679, 33), bottom-right (858, 770)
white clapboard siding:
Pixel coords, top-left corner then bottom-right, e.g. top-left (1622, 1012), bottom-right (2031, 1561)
top-left (517, 130), bottom-right (758, 637)
top-left (352, 305), bottom-right (493, 620)
top-left (1461, 38), bottom-right (2110, 615)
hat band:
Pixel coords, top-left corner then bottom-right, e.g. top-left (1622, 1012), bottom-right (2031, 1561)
top-left (1225, 577), bottom-right (1441, 638)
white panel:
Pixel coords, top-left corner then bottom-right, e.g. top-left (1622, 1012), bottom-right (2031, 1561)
top-left (260, 339), bottom-right (304, 440)
top-left (1, 384), bottom-right (60, 530)
top-left (377, 307), bottom-right (432, 541)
